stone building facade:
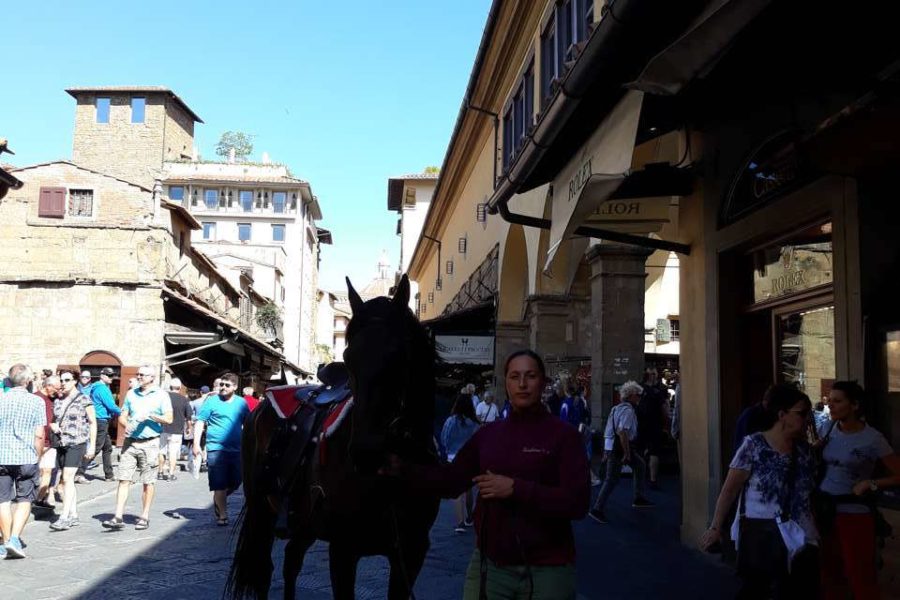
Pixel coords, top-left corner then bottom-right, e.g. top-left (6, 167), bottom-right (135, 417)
top-left (1, 160), bottom-right (286, 393)
top-left (67, 86), bottom-right (201, 189)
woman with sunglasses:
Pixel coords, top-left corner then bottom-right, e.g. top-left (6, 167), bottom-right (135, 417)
top-left (700, 384), bottom-right (819, 599)
top-left (49, 370), bottom-right (96, 531)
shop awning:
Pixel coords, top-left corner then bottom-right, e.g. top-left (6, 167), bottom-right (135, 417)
top-left (545, 90), bottom-right (644, 273)
top-left (629, 0), bottom-right (773, 96)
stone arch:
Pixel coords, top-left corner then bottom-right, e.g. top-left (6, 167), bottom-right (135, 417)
top-left (79, 350), bottom-right (122, 367)
top-left (497, 224), bottom-right (529, 322)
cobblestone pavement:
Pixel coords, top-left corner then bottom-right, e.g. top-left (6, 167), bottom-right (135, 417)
top-left (0, 466), bottom-right (737, 599)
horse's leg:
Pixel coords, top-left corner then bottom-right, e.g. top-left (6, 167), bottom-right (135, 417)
top-left (282, 536), bottom-right (314, 600)
top-left (329, 543), bottom-right (359, 600)
top-left (387, 537), bottom-right (430, 600)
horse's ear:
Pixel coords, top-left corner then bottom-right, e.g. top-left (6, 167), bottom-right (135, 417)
top-left (393, 274), bottom-right (410, 308)
top-left (346, 277), bottom-right (364, 315)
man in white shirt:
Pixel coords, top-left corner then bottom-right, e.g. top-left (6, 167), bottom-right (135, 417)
top-left (589, 380), bottom-right (654, 524)
top-left (475, 391), bottom-right (499, 424)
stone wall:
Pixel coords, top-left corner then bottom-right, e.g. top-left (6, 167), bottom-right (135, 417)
top-left (164, 102), bottom-right (195, 162)
top-left (3, 163), bottom-right (163, 283)
top-left (72, 92), bottom-right (169, 189)
top-left (0, 282), bottom-right (165, 369)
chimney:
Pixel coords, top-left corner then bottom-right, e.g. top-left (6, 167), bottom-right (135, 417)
top-left (228, 147), bottom-right (236, 164)
top-left (262, 152), bottom-right (270, 164)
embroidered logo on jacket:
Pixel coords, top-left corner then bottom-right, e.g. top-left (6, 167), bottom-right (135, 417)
top-left (522, 447), bottom-right (550, 455)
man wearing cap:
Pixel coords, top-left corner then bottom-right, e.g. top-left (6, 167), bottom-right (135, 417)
top-left (85, 368), bottom-right (121, 481)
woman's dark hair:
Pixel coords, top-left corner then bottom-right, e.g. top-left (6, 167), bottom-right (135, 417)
top-left (503, 349), bottom-right (546, 379)
top-left (831, 380), bottom-right (866, 415)
top-left (451, 393), bottom-right (477, 423)
top-left (763, 383), bottom-right (811, 424)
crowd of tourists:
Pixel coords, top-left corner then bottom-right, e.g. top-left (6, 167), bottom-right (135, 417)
top-left (0, 363), bottom-right (259, 559)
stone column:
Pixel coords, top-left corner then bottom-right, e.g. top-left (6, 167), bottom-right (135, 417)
top-left (525, 294), bottom-right (592, 378)
top-left (494, 321), bottom-right (529, 400)
top-left (586, 243), bottom-right (653, 426)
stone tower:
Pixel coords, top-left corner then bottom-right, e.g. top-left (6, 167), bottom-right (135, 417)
top-left (66, 86), bottom-right (203, 189)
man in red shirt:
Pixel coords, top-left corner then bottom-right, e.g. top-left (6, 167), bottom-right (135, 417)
top-left (32, 374), bottom-right (60, 510)
top-left (241, 387), bottom-right (259, 412)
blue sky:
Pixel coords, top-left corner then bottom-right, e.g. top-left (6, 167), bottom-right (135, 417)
top-left (0, 0), bottom-right (491, 292)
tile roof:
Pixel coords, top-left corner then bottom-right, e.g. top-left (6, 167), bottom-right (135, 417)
top-left (389, 173), bottom-right (440, 180)
top-left (11, 160), bottom-right (152, 192)
top-left (64, 86), bottom-right (203, 123)
top-left (164, 173), bottom-right (309, 185)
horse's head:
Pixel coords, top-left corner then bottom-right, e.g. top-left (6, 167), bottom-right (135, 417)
top-left (343, 274), bottom-right (434, 473)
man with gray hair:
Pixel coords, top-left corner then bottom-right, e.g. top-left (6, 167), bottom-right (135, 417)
top-left (159, 377), bottom-right (192, 481)
top-left (0, 364), bottom-right (47, 558)
top-left (588, 380), bottom-right (654, 525)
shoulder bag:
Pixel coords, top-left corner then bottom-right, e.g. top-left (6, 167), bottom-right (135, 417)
top-left (49, 396), bottom-right (76, 449)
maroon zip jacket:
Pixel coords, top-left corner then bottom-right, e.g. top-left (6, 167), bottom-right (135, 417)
top-left (416, 407), bottom-right (590, 566)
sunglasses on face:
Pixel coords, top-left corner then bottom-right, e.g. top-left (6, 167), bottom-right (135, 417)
top-left (219, 382), bottom-right (235, 388)
top-left (60, 377), bottom-right (74, 383)
top-left (137, 373), bottom-right (154, 378)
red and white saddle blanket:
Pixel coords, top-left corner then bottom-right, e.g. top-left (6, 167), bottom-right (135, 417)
top-left (264, 384), bottom-right (353, 464)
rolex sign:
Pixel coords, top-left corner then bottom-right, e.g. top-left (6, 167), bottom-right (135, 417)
top-left (435, 335), bottom-right (495, 365)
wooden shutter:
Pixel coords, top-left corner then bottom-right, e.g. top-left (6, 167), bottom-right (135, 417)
top-left (38, 187), bottom-right (67, 218)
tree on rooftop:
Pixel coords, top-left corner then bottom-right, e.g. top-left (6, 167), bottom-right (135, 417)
top-left (215, 131), bottom-right (254, 161)
top-left (424, 166), bottom-right (440, 174)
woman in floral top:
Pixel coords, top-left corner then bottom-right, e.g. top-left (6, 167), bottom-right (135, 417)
top-left (701, 384), bottom-right (819, 599)
top-left (49, 370), bottom-right (96, 531)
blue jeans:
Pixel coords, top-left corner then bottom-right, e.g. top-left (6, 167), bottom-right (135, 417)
top-left (592, 448), bottom-right (647, 511)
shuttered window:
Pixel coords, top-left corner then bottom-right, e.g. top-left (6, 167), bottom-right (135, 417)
top-left (38, 187), bottom-right (67, 218)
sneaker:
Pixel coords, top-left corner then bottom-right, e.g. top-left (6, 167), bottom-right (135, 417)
top-left (588, 508), bottom-right (608, 524)
top-left (49, 518), bottom-right (71, 531)
top-left (157, 473), bottom-right (167, 481)
top-left (5, 536), bottom-right (26, 559)
top-left (0, 545), bottom-right (6, 559)
top-left (463, 517), bottom-right (474, 528)
top-left (632, 497), bottom-right (655, 508)
top-left (168, 474), bottom-right (178, 482)
top-left (85, 461), bottom-right (99, 470)
top-left (454, 523), bottom-right (466, 534)
top-left (68, 517), bottom-right (80, 527)
top-left (101, 517), bottom-right (125, 530)
top-left (73, 475), bottom-right (88, 485)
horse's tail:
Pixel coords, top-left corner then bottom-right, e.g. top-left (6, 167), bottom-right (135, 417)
top-left (225, 407), bottom-right (277, 600)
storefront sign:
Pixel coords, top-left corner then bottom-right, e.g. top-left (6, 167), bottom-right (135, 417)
top-left (435, 335), bottom-right (495, 364)
top-left (546, 90), bottom-right (645, 273)
top-left (723, 129), bottom-right (816, 224)
top-left (584, 197), bottom-right (671, 229)
top-left (751, 222), bottom-right (833, 303)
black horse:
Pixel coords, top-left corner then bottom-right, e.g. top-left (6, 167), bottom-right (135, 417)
top-left (226, 275), bottom-right (440, 599)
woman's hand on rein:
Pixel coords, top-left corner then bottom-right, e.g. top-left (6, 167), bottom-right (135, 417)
top-left (473, 471), bottom-right (514, 499)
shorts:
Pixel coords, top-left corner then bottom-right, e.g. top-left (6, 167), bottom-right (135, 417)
top-left (206, 450), bottom-right (241, 492)
top-left (0, 463), bottom-right (40, 503)
top-left (39, 448), bottom-right (58, 470)
top-left (160, 433), bottom-right (184, 457)
top-left (57, 443), bottom-right (87, 469)
top-left (118, 437), bottom-right (160, 485)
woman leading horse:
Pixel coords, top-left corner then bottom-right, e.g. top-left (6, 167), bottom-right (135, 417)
top-left (226, 275), bottom-right (440, 599)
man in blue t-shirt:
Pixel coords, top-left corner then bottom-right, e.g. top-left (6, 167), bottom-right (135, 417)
top-left (193, 372), bottom-right (248, 526)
